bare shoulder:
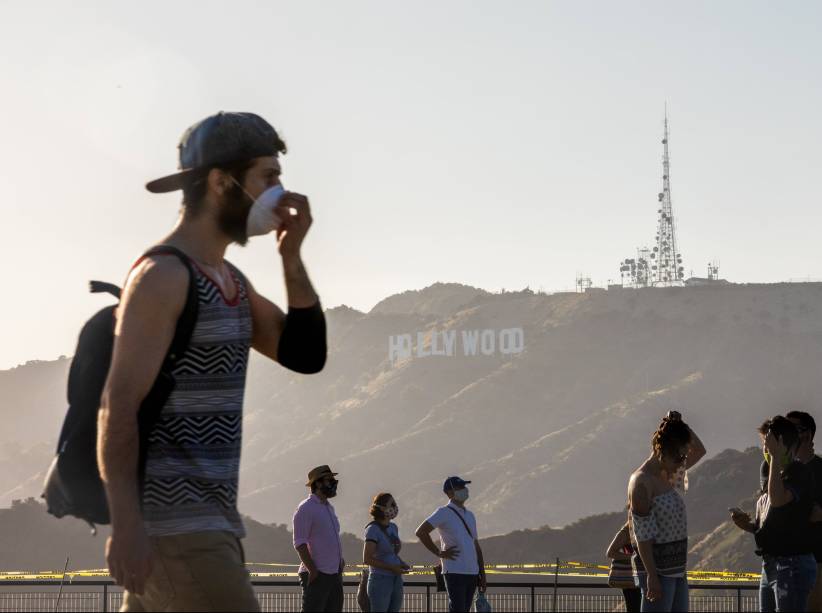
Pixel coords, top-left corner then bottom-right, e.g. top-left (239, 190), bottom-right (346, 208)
top-left (628, 471), bottom-right (653, 510)
top-left (628, 469), bottom-right (649, 490)
top-left (126, 255), bottom-right (188, 295)
top-left (119, 254), bottom-right (189, 319)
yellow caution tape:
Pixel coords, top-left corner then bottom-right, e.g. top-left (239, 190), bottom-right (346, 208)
top-left (0, 560), bottom-right (763, 582)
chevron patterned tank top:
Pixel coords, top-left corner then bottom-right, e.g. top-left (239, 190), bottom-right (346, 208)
top-left (141, 260), bottom-right (252, 537)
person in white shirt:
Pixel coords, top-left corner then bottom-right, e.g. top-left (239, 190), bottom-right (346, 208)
top-left (415, 476), bottom-right (487, 612)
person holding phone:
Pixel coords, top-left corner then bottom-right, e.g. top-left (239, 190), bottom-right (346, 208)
top-left (627, 411), bottom-right (706, 612)
top-left (362, 493), bottom-right (410, 613)
top-left (730, 417), bottom-right (817, 612)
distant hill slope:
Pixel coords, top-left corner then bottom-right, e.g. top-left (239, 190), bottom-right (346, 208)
top-left (369, 282), bottom-right (491, 318)
top-left (2, 282), bottom-right (822, 539)
top-left (0, 447), bottom-right (766, 573)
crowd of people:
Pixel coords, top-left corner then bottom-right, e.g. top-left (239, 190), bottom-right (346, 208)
top-left (605, 410), bottom-right (822, 613)
top-left (291, 467), bottom-right (487, 612)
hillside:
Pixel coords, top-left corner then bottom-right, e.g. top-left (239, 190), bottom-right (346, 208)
top-left (2, 281), bottom-right (822, 540)
top-left (0, 446), bottom-right (765, 573)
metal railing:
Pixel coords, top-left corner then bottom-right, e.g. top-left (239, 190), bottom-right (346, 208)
top-left (0, 579), bottom-right (760, 612)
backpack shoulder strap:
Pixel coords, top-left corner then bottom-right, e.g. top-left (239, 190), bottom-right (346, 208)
top-left (141, 245), bottom-right (199, 362)
top-left (447, 506), bottom-right (474, 539)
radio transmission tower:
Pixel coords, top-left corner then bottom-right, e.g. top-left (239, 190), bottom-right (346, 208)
top-left (650, 108), bottom-right (685, 285)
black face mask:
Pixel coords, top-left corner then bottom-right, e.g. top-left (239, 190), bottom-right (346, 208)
top-left (320, 479), bottom-right (339, 498)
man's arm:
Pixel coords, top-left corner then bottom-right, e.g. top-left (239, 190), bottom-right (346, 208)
top-left (245, 282), bottom-right (286, 360)
top-left (293, 507), bottom-right (319, 583)
top-left (97, 256), bottom-right (187, 595)
top-left (475, 539), bottom-right (487, 592)
top-left (245, 279), bottom-right (326, 374)
top-left (766, 433), bottom-right (795, 507)
top-left (415, 521), bottom-right (459, 560)
top-left (246, 193), bottom-right (325, 374)
top-left (295, 545), bottom-right (318, 583)
top-left (277, 193), bottom-right (319, 308)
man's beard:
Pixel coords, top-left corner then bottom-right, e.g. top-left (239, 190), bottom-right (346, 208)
top-left (216, 183), bottom-right (253, 246)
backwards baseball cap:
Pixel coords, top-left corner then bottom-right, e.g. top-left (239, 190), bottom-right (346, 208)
top-left (443, 476), bottom-right (471, 492)
top-left (145, 111), bottom-right (285, 194)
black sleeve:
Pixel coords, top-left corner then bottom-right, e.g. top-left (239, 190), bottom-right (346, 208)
top-left (277, 302), bottom-right (327, 374)
top-left (783, 461), bottom-right (813, 501)
top-left (811, 458), bottom-right (822, 503)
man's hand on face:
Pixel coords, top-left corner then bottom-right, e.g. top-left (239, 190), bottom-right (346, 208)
top-left (275, 193), bottom-right (312, 258)
top-left (106, 523), bottom-right (153, 594)
top-left (765, 431), bottom-right (786, 458)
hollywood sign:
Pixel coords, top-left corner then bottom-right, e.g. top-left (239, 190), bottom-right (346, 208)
top-left (389, 327), bottom-right (525, 364)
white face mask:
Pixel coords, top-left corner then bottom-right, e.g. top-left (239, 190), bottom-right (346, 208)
top-left (453, 488), bottom-right (469, 503)
top-left (245, 184), bottom-right (286, 237)
top-left (379, 504), bottom-right (399, 520)
top-left (231, 177), bottom-right (287, 238)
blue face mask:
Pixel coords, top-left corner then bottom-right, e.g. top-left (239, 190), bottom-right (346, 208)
top-left (453, 488), bottom-right (469, 503)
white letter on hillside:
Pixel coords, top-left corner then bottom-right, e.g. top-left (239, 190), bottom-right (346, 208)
top-left (500, 328), bottom-right (525, 355)
top-left (462, 330), bottom-right (480, 356)
top-left (389, 334), bottom-right (413, 364)
top-left (417, 332), bottom-right (431, 358)
top-left (431, 330), bottom-right (446, 356)
top-left (443, 330), bottom-right (457, 356)
top-left (480, 329), bottom-right (496, 355)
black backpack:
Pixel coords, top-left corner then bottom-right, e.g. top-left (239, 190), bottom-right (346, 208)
top-left (42, 246), bottom-right (199, 530)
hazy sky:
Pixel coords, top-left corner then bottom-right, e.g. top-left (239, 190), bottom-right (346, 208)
top-left (1, 1), bottom-right (820, 369)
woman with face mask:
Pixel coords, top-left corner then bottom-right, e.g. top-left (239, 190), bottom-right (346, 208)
top-left (627, 411), bottom-right (706, 612)
top-left (730, 416), bottom-right (817, 612)
top-left (362, 493), bottom-right (410, 613)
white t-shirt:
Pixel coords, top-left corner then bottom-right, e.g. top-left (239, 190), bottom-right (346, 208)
top-left (425, 502), bottom-right (479, 575)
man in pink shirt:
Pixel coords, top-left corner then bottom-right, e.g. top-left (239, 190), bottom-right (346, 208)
top-left (293, 465), bottom-right (345, 612)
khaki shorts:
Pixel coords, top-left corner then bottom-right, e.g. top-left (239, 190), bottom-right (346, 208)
top-left (120, 530), bottom-right (259, 612)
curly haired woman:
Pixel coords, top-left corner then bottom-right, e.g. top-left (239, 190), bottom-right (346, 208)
top-left (627, 411), bottom-right (706, 612)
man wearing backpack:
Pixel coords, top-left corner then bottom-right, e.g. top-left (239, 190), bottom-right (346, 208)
top-left (415, 477), bottom-right (487, 613)
top-left (97, 112), bottom-right (326, 612)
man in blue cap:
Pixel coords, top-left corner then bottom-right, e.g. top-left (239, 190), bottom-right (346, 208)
top-left (97, 112), bottom-right (327, 611)
top-left (416, 476), bottom-right (487, 613)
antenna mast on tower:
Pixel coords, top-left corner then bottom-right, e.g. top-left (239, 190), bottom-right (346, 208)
top-left (651, 106), bottom-right (685, 285)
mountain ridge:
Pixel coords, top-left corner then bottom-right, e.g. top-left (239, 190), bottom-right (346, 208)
top-left (2, 281), bottom-right (821, 539)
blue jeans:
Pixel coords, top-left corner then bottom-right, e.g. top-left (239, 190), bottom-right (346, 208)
top-left (759, 554), bottom-right (817, 612)
top-left (443, 573), bottom-right (478, 613)
top-left (637, 574), bottom-right (689, 612)
top-left (367, 572), bottom-right (403, 613)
